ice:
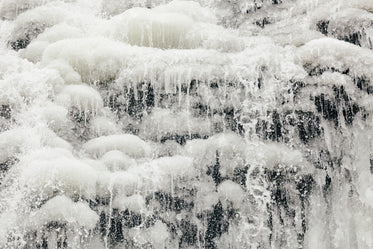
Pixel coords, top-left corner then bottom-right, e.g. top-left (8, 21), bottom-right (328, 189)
top-left (89, 116), bottom-right (121, 137)
top-left (82, 134), bottom-right (152, 158)
top-left (29, 195), bottom-right (99, 229)
top-left (0, 128), bottom-right (26, 163)
top-left (1, 0), bottom-right (373, 248)
top-left (56, 84), bottom-right (104, 116)
top-left (41, 102), bottom-right (69, 133)
top-left (0, 0), bottom-right (53, 20)
top-left (141, 108), bottom-right (211, 140)
top-left (10, 3), bottom-right (69, 50)
top-left (297, 37), bottom-right (373, 79)
top-left (21, 23), bottom-right (84, 62)
top-left (42, 37), bottom-right (129, 83)
top-left (20, 149), bottom-right (98, 199)
top-left (100, 150), bottom-right (135, 171)
top-left (217, 180), bottom-right (245, 209)
top-left (112, 194), bottom-right (146, 213)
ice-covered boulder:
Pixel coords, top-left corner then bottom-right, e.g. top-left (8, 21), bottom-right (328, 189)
top-left (56, 84), bottom-right (103, 116)
top-left (29, 195), bottom-right (99, 229)
top-left (82, 134), bottom-right (152, 159)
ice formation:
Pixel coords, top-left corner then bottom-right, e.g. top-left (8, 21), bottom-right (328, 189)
top-left (1, 0), bottom-right (373, 248)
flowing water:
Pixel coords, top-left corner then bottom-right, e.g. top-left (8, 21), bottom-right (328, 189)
top-left (0, 0), bottom-right (373, 248)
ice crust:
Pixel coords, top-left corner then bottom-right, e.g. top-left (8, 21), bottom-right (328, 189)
top-left (1, 0), bottom-right (373, 248)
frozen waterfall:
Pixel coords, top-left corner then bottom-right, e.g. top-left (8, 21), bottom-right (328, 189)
top-left (0, 0), bottom-right (373, 248)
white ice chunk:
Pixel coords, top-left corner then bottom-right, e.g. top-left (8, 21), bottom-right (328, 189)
top-left (112, 194), bottom-right (146, 213)
top-left (218, 180), bottom-right (245, 209)
top-left (42, 37), bottom-right (128, 83)
top-left (56, 84), bottom-right (103, 115)
top-left (29, 195), bottom-right (99, 229)
top-left (20, 151), bottom-right (98, 199)
top-left (100, 150), bottom-right (135, 171)
top-left (83, 134), bottom-right (152, 159)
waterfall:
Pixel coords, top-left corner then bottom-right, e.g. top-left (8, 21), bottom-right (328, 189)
top-left (0, 0), bottom-right (373, 248)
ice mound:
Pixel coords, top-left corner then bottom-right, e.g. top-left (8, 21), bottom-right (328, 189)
top-left (89, 116), bottom-right (121, 137)
top-left (101, 0), bottom-right (171, 16)
top-left (183, 133), bottom-right (246, 176)
top-left (42, 37), bottom-right (129, 83)
top-left (56, 84), bottom-right (103, 115)
top-left (348, 0), bottom-right (373, 12)
top-left (44, 59), bottom-right (82, 85)
top-left (112, 194), bottom-right (146, 213)
top-left (247, 142), bottom-right (311, 173)
top-left (41, 102), bottom-right (70, 133)
top-left (105, 0), bottom-right (244, 51)
top-left (21, 23), bottom-right (84, 62)
top-left (9, 3), bottom-right (69, 50)
top-left (82, 134), bottom-right (152, 158)
top-left (194, 180), bottom-right (219, 212)
top-left (314, 8), bottom-right (373, 49)
top-left (0, 66), bottom-right (61, 109)
top-left (297, 37), bottom-right (373, 79)
top-left (0, 128), bottom-right (26, 163)
top-left (0, 0), bottom-right (53, 20)
top-left (218, 180), bottom-right (245, 209)
top-left (141, 108), bottom-right (211, 140)
top-left (100, 150), bottom-right (135, 171)
top-left (29, 195), bottom-right (99, 229)
top-left (20, 150), bottom-right (98, 199)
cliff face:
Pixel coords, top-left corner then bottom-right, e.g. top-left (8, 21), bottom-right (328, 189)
top-left (0, 0), bottom-right (373, 248)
